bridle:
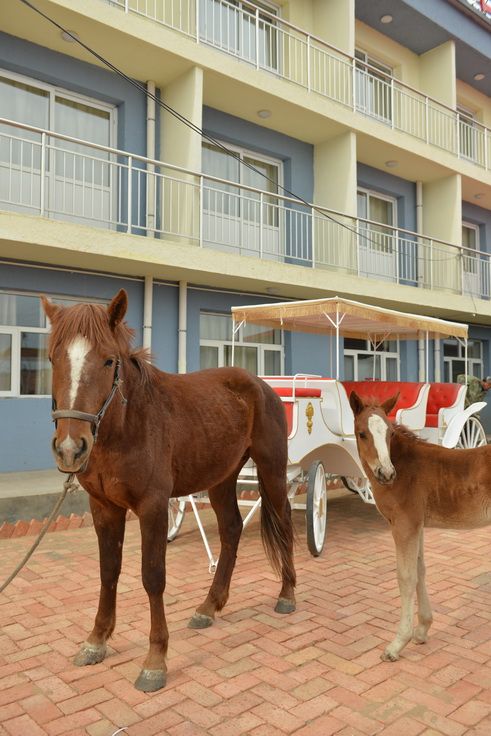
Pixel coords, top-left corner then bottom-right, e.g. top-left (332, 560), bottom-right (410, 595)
top-left (52, 357), bottom-right (127, 443)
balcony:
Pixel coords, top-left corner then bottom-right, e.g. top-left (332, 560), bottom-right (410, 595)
top-left (1, 117), bottom-right (489, 301)
top-left (103, 0), bottom-right (491, 170)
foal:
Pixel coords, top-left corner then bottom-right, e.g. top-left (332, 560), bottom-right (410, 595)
top-left (42, 290), bottom-right (296, 691)
top-left (350, 390), bottom-right (491, 662)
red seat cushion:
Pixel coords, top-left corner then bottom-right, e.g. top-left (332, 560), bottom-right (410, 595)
top-left (343, 381), bottom-right (424, 418)
top-left (425, 383), bottom-right (461, 427)
top-left (283, 402), bottom-right (293, 436)
top-left (273, 387), bottom-right (322, 398)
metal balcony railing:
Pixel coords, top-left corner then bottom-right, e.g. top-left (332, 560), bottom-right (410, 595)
top-left (1, 117), bottom-right (489, 301)
top-left (104, 0), bottom-right (491, 169)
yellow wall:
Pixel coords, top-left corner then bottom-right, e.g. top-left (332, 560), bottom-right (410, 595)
top-left (419, 41), bottom-right (456, 109)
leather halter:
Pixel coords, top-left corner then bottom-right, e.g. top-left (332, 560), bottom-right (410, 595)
top-left (52, 358), bottom-right (127, 442)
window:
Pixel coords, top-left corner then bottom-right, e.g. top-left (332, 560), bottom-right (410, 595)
top-left (0, 291), bottom-right (104, 397)
top-left (462, 222), bottom-right (481, 297)
top-left (443, 339), bottom-right (483, 382)
top-left (357, 188), bottom-right (397, 281)
top-left (202, 141), bottom-right (282, 257)
top-left (355, 50), bottom-right (393, 123)
top-left (200, 312), bottom-right (283, 375)
top-left (0, 70), bottom-right (116, 224)
top-left (200, 0), bottom-right (279, 71)
top-left (344, 338), bottom-right (399, 381)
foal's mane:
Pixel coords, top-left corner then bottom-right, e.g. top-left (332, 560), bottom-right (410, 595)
top-left (49, 303), bottom-right (154, 383)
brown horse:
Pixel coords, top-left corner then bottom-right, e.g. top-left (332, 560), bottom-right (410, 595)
top-left (349, 390), bottom-right (491, 662)
top-left (41, 289), bottom-right (296, 692)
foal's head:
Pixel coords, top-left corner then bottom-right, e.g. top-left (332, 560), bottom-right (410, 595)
top-left (41, 289), bottom-right (130, 473)
top-left (349, 391), bottom-right (399, 485)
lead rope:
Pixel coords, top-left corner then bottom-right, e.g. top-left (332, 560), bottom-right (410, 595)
top-left (0, 473), bottom-right (79, 593)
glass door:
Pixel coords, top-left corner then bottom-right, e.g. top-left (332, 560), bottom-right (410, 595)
top-left (357, 190), bottom-right (397, 281)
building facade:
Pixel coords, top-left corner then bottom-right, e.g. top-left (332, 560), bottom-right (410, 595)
top-left (0, 0), bottom-right (490, 471)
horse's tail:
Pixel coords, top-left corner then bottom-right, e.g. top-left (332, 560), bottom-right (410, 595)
top-left (258, 478), bottom-right (296, 588)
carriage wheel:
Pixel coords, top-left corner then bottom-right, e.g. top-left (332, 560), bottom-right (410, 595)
top-left (167, 498), bottom-right (186, 542)
top-left (306, 461), bottom-right (327, 557)
top-left (457, 416), bottom-right (487, 449)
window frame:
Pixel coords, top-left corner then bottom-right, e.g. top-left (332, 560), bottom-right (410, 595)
top-left (199, 311), bottom-right (284, 375)
top-left (443, 338), bottom-right (483, 382)
top-left (343, 338), bottom-right (400, 381)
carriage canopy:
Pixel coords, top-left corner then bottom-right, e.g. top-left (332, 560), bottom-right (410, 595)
top-left (231, 296), bottom-right (468, 341)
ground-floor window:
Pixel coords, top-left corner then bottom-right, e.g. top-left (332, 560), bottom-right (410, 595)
top-left (0, 291), bottom-right (104, 397)
top-left (443, 338), bottom-right (483, 382)
top-left (200, 311), bottom-right (283, 375)
top-left (344, 338), bottom-right (399, 381)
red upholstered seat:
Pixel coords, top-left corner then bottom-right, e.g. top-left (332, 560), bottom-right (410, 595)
top-left (283, 402), bottom-right (294, 436)
top-left (272, 387), bottom-right (322, 398)
top-left (425, 383), bottom-right (462, 428)
top-left (342, 381), bottom-right (425, 419)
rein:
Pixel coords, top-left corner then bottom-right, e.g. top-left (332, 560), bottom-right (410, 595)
top-left (52, 358), bottom-right (127, 442)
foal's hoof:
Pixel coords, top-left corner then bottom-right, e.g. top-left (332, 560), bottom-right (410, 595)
top-left (134, 669), bottom-right (166, 692)
top-left (381, 648), bottom-right (399, 662)
top-left (188, 613), bottom-right (214, 629)
top-left (274, 597), bottom-right (296, 614)
top-left (73, 642), bottom-right (106, 667)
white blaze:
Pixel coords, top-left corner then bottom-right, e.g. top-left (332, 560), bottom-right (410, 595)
top-left (368, 414), bottom-right (393, 473)
top-left (68, 336), bottom-right (91, 408)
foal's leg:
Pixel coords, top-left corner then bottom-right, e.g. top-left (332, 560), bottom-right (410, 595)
top-left (382, 522), bottom-right (421, 662)
top-left (189, 475), bottom-right (243, 629)
top-left (413, 528), bottom-right (433, 644)
top-left (135, 498), bottom-right (170, 692)
top-left (74, 497), bottom-right (126, 667)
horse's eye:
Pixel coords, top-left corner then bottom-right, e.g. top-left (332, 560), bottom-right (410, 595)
top-left (104, 358), bottom-right (114, 367)
top-left (359, 431), bottom-right (367, 440)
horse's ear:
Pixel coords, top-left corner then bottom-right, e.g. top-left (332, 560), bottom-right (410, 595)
top-left (107, 289), bottom-right (128, 331)
top-left (349, 391), bottom-right (364, 416)
top-left (41, 295), bottom-right (61, 322)
top-left (381, 392), bottom-right (399, 416)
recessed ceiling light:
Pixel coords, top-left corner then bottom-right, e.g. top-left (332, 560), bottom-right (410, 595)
top-left (60, 30), bottom-right (79, 43)
top-left (385, 160), bottom-right (398, 168)
top-left (474, 193), bottom-right (485, 199)
top-left (257, 109), bottom-right (272, 119)
top-left (380, 14), bottom-right (393, 24)
top-left (473, 73), bottom-right (485, 81)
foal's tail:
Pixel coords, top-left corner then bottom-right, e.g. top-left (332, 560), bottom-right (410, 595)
top-left (258, 478), bottom-right (296, 589)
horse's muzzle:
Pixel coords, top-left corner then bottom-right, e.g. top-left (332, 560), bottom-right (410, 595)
top-left (375, 466), bottom-right (397, 485)
top-left (52, 433), bottom-right (92, 473)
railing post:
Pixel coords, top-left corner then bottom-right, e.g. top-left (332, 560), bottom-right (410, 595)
top-left (127, 155), bottom-right (132, 233)
top-left (430, 239), bottom-right (433, 289)
top-left (40, 131), bottom-right (46, 217)
top-left (199, 175), bottom-right (204, 247)
top-left (460, 248), bottom-right (464, 295)
top-left (255, 7), bottom-right (260, 70)
top-left (456, 112), bottom-right (461, 159)
top-left (390, 80), bottom-right (394, 130)
top-left (311, 206), bottom-right (315, 268)
top-left (425, 96), bottom-right (429, 144)
top-left (195, 0), bottom-right (200, 42)
top-left (259, 192), bottom-right (264, 258)
top-left (356, 219), bottom-right (360, 277)
top-left (307, 36), bottom-right (311, 93)
top-left (351, 57), bottom-right (356, 111)
top-left (395, 229), bottom-right (399, 283)
top-left (124, 0), bottom-right (128, 12)
top-left (485, 129), bottom-right (489, 171)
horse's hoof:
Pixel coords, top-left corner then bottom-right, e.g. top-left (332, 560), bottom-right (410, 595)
top-left (188, 613), bottom-right (214, 629)
top-left (412, 627), bottom-right (428, 644)
top-left (73, 642), bottom-right (106, 666)
top-left (134, 669), bottom-right (166, 692)
top-left (274, 597), bottom-right (296, 614)
top-left (381, 649), bottom-right (399, 662)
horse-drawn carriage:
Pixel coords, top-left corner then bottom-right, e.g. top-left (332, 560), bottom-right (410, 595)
top-left (168, 297), bottom-right (487, 562)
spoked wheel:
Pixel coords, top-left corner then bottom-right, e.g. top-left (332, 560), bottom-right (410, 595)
top-left (306, 460), bottom-right (327, 557)
top-left (457, 416), bottom-right (487, 448)
top-left (167, 498), bottom-right (186, 542)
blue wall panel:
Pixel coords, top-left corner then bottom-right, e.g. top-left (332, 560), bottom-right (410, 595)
top-left (152, 282), bottom-right (179, 373)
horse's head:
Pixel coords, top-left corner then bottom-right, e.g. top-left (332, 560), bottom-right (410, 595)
top-left (349, 391), bottom-right (399, 485)
top-left (41, 289), bottom-right (129, 473)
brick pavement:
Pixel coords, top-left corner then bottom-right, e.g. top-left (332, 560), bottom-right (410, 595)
top-left (2, 489), bottom-right (491, 735)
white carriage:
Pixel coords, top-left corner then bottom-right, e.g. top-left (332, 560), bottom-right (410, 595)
top-left (168, 297), bottom-right (487, 562)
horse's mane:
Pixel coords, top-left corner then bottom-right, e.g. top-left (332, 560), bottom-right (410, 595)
top-left (392, 422), bottom-right (427, 445)
top-left (49, 303), bottom-right (155, 384)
